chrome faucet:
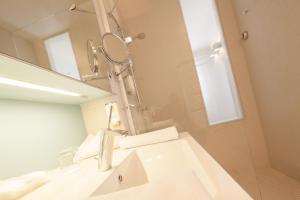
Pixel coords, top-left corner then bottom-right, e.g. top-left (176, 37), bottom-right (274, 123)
top-left (98, 129), bottom-right (114, 171)
top-left (98, 105), bottom-right (114, 171)
top-left (97, 103), bottom-right (128, 171)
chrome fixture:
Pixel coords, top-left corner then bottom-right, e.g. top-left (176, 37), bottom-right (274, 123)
top-left (242, 9), bottom-right (249, 15)
top-left (97, 129), bottom-right (114, 171)
top-left (118, 174), bottom-right (123, 183)
top-left (100, 32), bottom-right (131, 66)
top-left (100, 32), bottom-right (145, 66)
top-left (83, 0), bottom-right (145, 108)
top-left (82, 40), bottom-right (111, 82)
top-left (69, 3), bottom-right (95, 14)
top-left (98, 101), bottom-right (127, 171)
top-left (87, 39), bottom-right (99, 73)
top-left (99, 32), bottom-right (144, 105)
top-left (124, 33), bottom-right (146, 45)
top-left (107, 12), bottom-right (124, 37)
top-left (106, 0), bottom-right (124, 37)
top-left (98, 105), bottom-right (114, 171)
top-left (105, 0), bottom-right (146, 42)
top-left (85, 32), bottom-right (146, 77)
top-left (81, 73), bottom-right (108, 82)
top-left (241, 31), bottom-right (249, 40)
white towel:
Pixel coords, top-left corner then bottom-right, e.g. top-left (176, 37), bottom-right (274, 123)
top-left (119, 126), bottom-right (179, 149)
top-left (0, 171), bottom-right (47, 200)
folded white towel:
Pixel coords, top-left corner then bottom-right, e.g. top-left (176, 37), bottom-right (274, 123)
top-left (119, 126), bottom-right (179, 149)
top-left (0, 171), bottom-right (47, 200)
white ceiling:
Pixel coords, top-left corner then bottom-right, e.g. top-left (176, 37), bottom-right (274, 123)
top-left (0, 0), bottom-right (95, 40)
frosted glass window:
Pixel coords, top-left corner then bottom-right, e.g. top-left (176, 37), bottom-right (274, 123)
top-left (179, 0), bottom-right (242, 125)
top-left (45, 32), bottom-right (80, 80)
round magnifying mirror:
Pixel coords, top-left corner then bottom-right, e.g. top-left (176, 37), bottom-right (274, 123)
top-left (87, 39), bottom-right (99, 73)
top-left (101, 32), bottom-right (130, 65)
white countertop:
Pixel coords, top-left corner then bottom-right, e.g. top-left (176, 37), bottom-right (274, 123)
top-left (20, 132), bottom-right (253, 200)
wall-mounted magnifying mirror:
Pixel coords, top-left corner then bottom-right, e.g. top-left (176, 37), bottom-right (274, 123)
top-left (100, 32), bottom-right (131, 65)
top-left (84, 39), bottom-right (114, 82)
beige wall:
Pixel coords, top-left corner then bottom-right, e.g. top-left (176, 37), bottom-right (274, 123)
top-left (33, 39), bottom-right (51, 70)
top-left (13, 35), bottom-right (37, 64)
top-left (0, 26), bottom-right (38, 64)
top-left (0, 26), bottom-right (51, 70)
top-left (232, 0), bottom-right (300, 181)
top-left (0, 27), bottom-right (16, 57)
top-left (112, 0), bottom-right (271, 198)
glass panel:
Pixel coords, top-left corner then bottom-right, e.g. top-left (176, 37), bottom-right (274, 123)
top-left (179, 0), bottom-right (243, 125)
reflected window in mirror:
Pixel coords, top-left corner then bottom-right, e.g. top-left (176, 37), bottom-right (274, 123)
top-left (45, 32), bottom-right (80, 80)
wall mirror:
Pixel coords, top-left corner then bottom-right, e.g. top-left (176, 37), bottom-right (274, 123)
top-left (0, 0), bottom-right (111, 91)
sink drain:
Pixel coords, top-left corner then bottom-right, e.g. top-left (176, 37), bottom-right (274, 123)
top-left (118, 174), bottom-right (123, 183)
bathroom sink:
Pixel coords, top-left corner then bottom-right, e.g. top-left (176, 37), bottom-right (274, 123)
top-left (89, 139), bottom-right (217, 200)
top-left (90, 151), bottom-right (148, 197)
top-left (90, 140), bottom-right (216, 199)
top-left (135, 139), bottom-right (217, 197)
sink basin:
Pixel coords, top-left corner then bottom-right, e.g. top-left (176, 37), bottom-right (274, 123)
top-left (90, 140), bottom-right (216, 199)
top-left (135, 139), bottom-right (217, 197)
top-left (90, 151), bottom-right (148, 197)
top-left (89, 139), bottom-right (217, 200)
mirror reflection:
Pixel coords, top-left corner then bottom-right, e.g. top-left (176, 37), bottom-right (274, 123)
top-left (0, 0), bottom-right (110, 90)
